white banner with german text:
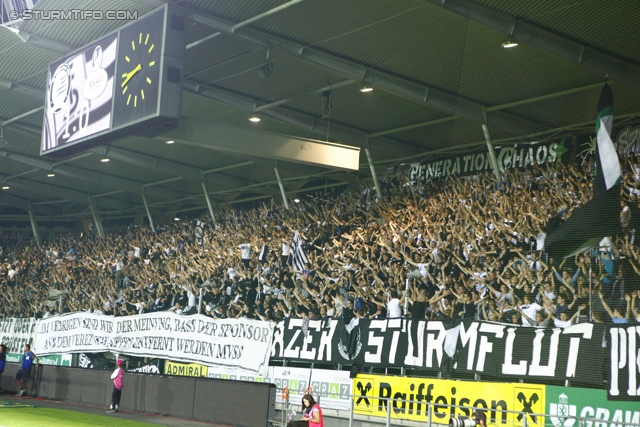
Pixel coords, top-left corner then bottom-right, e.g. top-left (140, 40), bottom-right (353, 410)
top-left (33, 312), bottom-right (273, 376)
top-left (0, 317), bottom-right (37, 353)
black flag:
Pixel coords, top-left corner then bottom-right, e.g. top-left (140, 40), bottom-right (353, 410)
top-left (544, 84), bottom-right (622, 258)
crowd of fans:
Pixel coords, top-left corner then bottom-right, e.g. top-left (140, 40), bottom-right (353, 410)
top-left (2, 153), bottom-right (640, 328)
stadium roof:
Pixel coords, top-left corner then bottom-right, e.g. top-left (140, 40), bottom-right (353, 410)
top-left (1, 0), bottom-right (639, 230)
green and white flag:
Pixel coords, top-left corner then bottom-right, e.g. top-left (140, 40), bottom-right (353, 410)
top-left (544, 84), bottom-right (622, 258)
top-left (595, 84), bottom-right (621, 192)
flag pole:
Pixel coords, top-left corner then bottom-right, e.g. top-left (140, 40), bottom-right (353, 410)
top-left (588, 251), bottom-right (593, 322)
top-left (404, 277), bottom-right (410, 316)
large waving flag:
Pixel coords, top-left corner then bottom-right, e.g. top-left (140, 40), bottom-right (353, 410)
top-left (544, 84), bottom-right (622, 259)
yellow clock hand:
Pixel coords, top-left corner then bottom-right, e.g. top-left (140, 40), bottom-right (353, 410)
top-left (121, 64), bottom-right (142, 88)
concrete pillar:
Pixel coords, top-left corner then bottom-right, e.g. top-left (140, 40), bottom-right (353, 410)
top-left (27, 204), bottom-right (41, 246)
top-left (482, 124), bottom-right (502, 183)
top-left (88, 197), bottom-right (106, 238)
top-left (141, 192), bottom-right (156, 233)
top-left (274, 166), bottom-right (290, 210)
top-left (201, 181), bottom-right (216, 222)
top-left (365, 147), bottom-right (383, 200)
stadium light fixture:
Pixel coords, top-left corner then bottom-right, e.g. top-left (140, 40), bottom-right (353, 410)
top-left (174, 217), bottom-right (180, 221)
top-left (294, 198), bottom-right (300, 203)
top-left (47, 173), bottom-right (55, 177)
top-left (2, 186), bottom-right (9, 190)
top-left (502, 38), bottom-right (518, 48)
top-left (166, 140), bottom-right (175, 144)
top-left (101, 158), bottom-right (110, 162)
top-left (359, 83), bottom-right (373, 93)
top-left (249, 115), bottom-right (261, 123)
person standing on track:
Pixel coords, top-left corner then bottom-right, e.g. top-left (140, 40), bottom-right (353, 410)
top-left (107, 359), bottom-right (124, 413)
top-left (15, 343), bottom-right (39, 396)
top-left (0, 344), bottom-right (7, 395)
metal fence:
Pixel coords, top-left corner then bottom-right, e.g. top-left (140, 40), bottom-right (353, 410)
top-left (273, 388), bottom-right (640, 427)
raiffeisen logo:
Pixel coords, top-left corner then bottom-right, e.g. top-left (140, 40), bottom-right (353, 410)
top-left (549, 393), bottom-right (577, 427)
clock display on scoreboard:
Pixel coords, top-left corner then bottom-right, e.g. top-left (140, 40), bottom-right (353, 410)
top-left (41, 34), bottom-right (117, 153)
top-left (40, 3), bottom-right (186, 157)
top-left (112, 9), bottom-right (164, 128)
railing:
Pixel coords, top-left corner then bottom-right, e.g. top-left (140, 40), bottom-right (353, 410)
top-left (272, 388), bottom-right (640, 427)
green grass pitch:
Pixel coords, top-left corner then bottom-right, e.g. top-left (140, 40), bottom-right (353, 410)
top-left (0, 406), bottom-right (160, 427)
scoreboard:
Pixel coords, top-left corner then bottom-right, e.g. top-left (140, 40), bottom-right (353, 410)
top-left (41, 3), bottom-right (186, 157)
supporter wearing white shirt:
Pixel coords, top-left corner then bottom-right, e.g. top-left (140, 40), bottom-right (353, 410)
top-left (238, 243), bottom-right (251, 267)
top-left (518, 294), bottom-right (542, 327)
top-left (542, 283), bottom-right (556, 301)
top-left (281, 241), bottom-right (291, 266)
top-left (185, 286), bottom-right (197, 308)
top-left (387, 290), bottom-right (402, 318)
top-left (549, 305), bottom-right (583, 328)
top-left (417, 263), bottom-right (429, 278)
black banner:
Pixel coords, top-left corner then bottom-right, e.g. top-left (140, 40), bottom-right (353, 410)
top-left (454, 322), bottom-right (603, 386)
top-left (607, 324), bottom-right (640, 401)
top-left (272, 319), bottom-right (604, 387)
top-left (271, 318), bottom-right (455, 370)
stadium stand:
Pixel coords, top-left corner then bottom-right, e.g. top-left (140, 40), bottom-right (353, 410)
top-left (2, 156), bottom-right (639, 326)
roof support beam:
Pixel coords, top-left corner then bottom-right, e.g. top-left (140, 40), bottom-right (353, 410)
top-left (142, 192), bottom-right (156, 233)
top-left (16, 31), bottom-right (75, 54)
top-left (231, 0), bottom-right (307, 32)
top-left (274, 166), bottom-right (290, 210)
top-left (224, 154), bottom-right (324, 176)
top-left (0, 77), bottom-right (44, 100)
top-left (253, 80), bottom-right (356, 112)
top-left (367, 81), bottom-right (608, 138)
top-left (4, 120), bottom-right (251, 192)
top-left (89, 145), bottom-right (250, 189)
top-left (28, 206), bottom-right (41, 246)
top-left (365, 148), bottom-right (382, 200)
top-left (87, 147), bottom-right (198, 182)
top-left (0, 174), bottom-right (130, 211)
top-left (201, 181), bottom-right (216, 223)
top-left (187, 10), bottom-right (540, 135)
top-left (183, 83), bottom-right (418, 158)
top-left (158, 119), bottom-right (361, 170)
top-left (0, 106), bottom-right (44, 126)
top-left (424, 0), bottom-right (640, 90)
top-left (0, 193), bottom-right (60, 216)
top-left (0, 149), bottom-right (183, 200)
top-left (88, 197), bottom-right (105, 238)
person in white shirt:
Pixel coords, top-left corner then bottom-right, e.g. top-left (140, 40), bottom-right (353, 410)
top-left (227, 266), bottom-right (237, 281)
top-left (548, 305), bottom-right (584, 328)
top-left (186, 286), bottom-right (197, 312)
top-left (387, 290), bottom-right (403, 318)
top-left (518, 294), bottom-right (542, 326)
top-left (542, 283), bottom-right (556, 301)
top-left (281, 240), bottom-right (291, 267)
top-left (238, 243), bottom-right (251, 268)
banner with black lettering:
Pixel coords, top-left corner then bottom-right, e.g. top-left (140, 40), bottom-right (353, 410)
top-left (33, 312), bottom-right (273, 376)
top-left (271, 318), bottom-right (459, 371)
top-left (0, 317), bottom-right (37, 353)
top-left (607, 324), bottom-right (640, 401)
top-left (352, 374), bottom-right (546, 427)
top-left (454, 322), bottom-right (603, 387)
